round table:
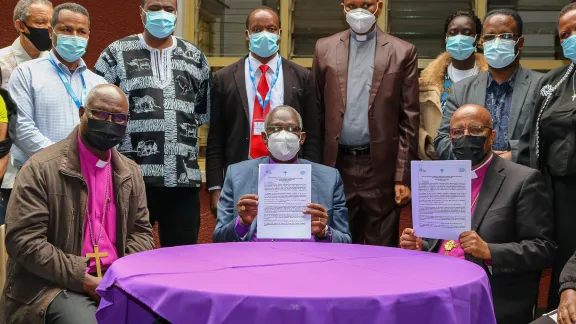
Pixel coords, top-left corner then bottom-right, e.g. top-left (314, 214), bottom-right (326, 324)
top-left (96, 243), bottom-right (496, 324)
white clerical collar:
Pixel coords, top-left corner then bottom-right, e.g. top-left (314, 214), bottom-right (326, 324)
top-left (96, 159), bottom-right (109, 169)
top-left (471, 154), bottom-right (493, 179)
top-left (248, 53), bottom-right (280, 73)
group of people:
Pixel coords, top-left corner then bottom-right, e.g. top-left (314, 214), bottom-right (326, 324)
top-left (0, 0), bottom-right (575, 323)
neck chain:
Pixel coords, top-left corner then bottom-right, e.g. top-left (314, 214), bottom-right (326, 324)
top-left (85, 163), bottom-right (111, 248)
top-left (448, 63), bottom-right (478, 82)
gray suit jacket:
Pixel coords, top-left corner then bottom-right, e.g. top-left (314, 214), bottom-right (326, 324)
top-left (213, 157), bottom-right (352, 243)
top-left (434, 66), bottom-right (543, 161)
top-left (422, 154), bottom-right (556, 324)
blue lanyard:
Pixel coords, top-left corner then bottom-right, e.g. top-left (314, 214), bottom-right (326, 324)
top-left (48, 57), bottom-right (86, 109)
top-left (248, 55), bottom-right (282, 110)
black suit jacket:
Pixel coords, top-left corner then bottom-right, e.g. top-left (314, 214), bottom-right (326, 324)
top-left (206, 57), bottom-right (320, 189)
top-left (422, 155), bottom-right (556, 324)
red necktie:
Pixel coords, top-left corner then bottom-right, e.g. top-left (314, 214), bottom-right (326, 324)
top-left (249, 64), bottom-right (271, 159)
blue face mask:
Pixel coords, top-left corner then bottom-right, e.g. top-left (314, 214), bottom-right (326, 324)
top-left (143, 9), bottom-right (176, 39)
top-left (54, 33), bottom-right (88, 63)
top-left (249, 31), bottom-right (280, 58)
top-left (446, 35), bottom-right (476, 61)
top-left (562, 34), bottom-right (576, 63)
top-left (483, 38), bottom-right (519, 69)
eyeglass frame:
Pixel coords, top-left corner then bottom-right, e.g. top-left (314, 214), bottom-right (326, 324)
top-left (265, 125), bottom-right (302, 134)
top-left (449, 125), bottom-right (493, 139)
top-left (86, 108), bottom-right (130, 125)
top-left (480, 33), bottom-right (520, 43)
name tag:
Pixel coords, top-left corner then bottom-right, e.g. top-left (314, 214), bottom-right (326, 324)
top-left (253, 121), bottom-right (265, 135)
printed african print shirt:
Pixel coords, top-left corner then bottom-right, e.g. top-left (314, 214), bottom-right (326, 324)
top-left (94, 34), bottom-right (211, 188)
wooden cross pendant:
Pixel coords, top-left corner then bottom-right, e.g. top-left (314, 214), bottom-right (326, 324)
top-left (86, 245), bottom-right (108, 278)
top-left (572, 93), bottom-right (576, 101)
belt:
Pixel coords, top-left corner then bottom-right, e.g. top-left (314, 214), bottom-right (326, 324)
top-left (338, 145), bottom-right (370, 156)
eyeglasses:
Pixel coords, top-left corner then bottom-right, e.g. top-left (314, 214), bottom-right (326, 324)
top-left (449, 126), bottom-right (492, 139)
top-left (266, 125), bottom-right (301, 134)
top-left (481, 33), bottom-right (518, 43)
top-left (88, 109), bottom-right (129, 125)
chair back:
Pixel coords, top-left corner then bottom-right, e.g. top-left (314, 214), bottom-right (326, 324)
top-left (0, 224), bottom-right (6, 293)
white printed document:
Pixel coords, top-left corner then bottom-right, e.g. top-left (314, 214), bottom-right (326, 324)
top-left (257, 164), bottom-right (312, 239)
top-left (411, 160), bottom-right (472, 240)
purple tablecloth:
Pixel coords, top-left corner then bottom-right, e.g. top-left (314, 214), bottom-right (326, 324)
top-left (96, 243), bottom-right (496, 324)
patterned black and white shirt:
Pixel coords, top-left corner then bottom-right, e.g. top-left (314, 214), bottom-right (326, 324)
top-left (94, 34), bottom-right (211, 188)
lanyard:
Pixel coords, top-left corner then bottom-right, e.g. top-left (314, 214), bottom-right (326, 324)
top-left (48, 57), bottom-right (86, 109)
top-left (248, 55), bottom-right (282, 111)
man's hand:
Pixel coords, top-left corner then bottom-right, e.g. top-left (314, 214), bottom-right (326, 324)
top-left (425, 143), bottom-right (439, 160)
top-left (210, 189), bottom-right (221, 217)
top-left (459, 231), bottom-right (491, 260)
top-left (237, 194), bottom-right (259, 226)
top-left (559, 289), bottom-right (576, 324)
top-left (83, 273), bottom-right (102, 302)
top-left (304, 203), bottom-right (329, 238)
top-left (400, 228), bottom-right (422, 251)
top-left (395, 183), bottom-right (411, 206)
top-left (494, 150), bottom-right (512, 161)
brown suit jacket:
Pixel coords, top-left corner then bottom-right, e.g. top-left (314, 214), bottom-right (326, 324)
top-left (0, 128), bottom-right (155, 324)
top-left (312, 27), bottom-right (419, 187)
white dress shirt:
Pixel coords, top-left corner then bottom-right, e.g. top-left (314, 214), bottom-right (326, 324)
top-left (0, 37), bottom-right (49, 189)
top-left (9, 50), bottom-right (107, 167)
top-left (244, 53), bottom-right (284, 129)
top-left (208, 53), bottom-right (285, 192)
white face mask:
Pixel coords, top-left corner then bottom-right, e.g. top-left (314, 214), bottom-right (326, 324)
top-left (345, 8), bottom-right (377, 34)
top-left (267, 130), bottom-right (301, 161)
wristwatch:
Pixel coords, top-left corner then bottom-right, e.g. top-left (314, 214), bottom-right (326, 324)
top-left (315, 224), bottom-right (330, 241)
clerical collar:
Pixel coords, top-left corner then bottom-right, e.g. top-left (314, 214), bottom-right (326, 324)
top-left (269, 157), bottom-right (299, 164)
top-left (472, 154), bottom-right (493, 179)
top-left (351, 28), bottom-right (377, 42)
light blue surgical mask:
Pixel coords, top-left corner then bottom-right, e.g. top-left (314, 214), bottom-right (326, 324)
top-left (249, 31), bottom-right (280, 58)
top-left (562, 34), bottom-right (576, 63)
top-left (54, 33), bottom-right (88, 63)
top-left (483, 38), bottom-right (519, 69)
top-left (446, 35), bottom-right (476, 61)
top-left (143, 9), bottom-right (176, 39)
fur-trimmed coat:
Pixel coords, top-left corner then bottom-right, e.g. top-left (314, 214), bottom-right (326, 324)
top-left (418, 52), bottom-right (488, 159)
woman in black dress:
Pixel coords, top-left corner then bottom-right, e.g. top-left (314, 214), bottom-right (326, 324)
top-left (518, 2), bottom-right (576, 310)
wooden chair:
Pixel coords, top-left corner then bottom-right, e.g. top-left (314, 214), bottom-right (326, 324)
top-left (0, 224), bottom-right (6, 294)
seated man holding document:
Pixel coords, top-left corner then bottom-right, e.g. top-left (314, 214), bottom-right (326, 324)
top-left (213, 106), bottom-right (351, 243)
top-left (400, 104), bottom-right (556, 324)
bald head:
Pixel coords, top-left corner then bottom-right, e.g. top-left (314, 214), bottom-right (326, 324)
top-left (85, 84), bottom-right (128, 114)
top-left (451, 104), bottom-right (492, 129)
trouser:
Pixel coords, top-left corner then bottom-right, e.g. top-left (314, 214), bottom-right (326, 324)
top-left (335, 153), bottom-right (399, 247)
top-left (146, 186), bottom-right (200, 247)
top-left (45, 291), bottom-right (98, 324)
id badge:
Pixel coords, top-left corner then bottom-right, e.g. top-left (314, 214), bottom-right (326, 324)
top-left (253, 121), bottom-right (265, 135)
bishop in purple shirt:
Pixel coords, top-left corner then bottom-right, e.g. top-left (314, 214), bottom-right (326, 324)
top-left (213, 106), bottom-right (351, 243)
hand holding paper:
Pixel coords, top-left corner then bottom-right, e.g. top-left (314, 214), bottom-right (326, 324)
top-left (237, 194), bottom-right (259, 226)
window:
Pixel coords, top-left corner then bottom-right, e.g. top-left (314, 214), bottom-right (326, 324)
top-left (389, 0), bottom-right (474, 59)
top-left (488, 0), bottom-right (571, 60)
top-left (199, 0), bottom-right (280, 57)
top-left (292, 0), bottom-right (348, 58)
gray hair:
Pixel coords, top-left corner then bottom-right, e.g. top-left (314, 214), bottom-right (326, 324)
top-left (51, 3), bottom-right (90, 27)
top-left (264, 105), bottom-right (303, 129)
top-left (13, 0), bottom-right (53, 22)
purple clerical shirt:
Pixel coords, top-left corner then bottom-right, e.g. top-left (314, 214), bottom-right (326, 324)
top-left (438, 154), bottom-right (492, 261)
top-left (234, 158), bottom-right (332, 242)
top-left (79, 134), bottom-right (118, 273)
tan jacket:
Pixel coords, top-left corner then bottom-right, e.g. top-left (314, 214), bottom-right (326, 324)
top-left (418, 52), bottom-right (488, 159)
top-left (0, 128), bottom-right (155, 324)
top-left (313, 27), bottom-right (420, 187)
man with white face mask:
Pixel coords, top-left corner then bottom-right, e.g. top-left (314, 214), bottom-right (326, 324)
top-left (434, 8), bottom-right (543, 162)
top-left (213, 106), bottom-right (351, 244)
top-left (312, 0), bottom-right (419, 247)
top-left (207, 6), bottom-right (320, 218)
top-left (94, 0), bottom-right (211, 247)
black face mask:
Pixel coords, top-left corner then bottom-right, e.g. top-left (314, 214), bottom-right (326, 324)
top-left (451, 135), bottom-right (489, 166)
top-left (82, 119), bottom-right (126, 151)
top-left (22, 22), bottom-right (51, 51)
